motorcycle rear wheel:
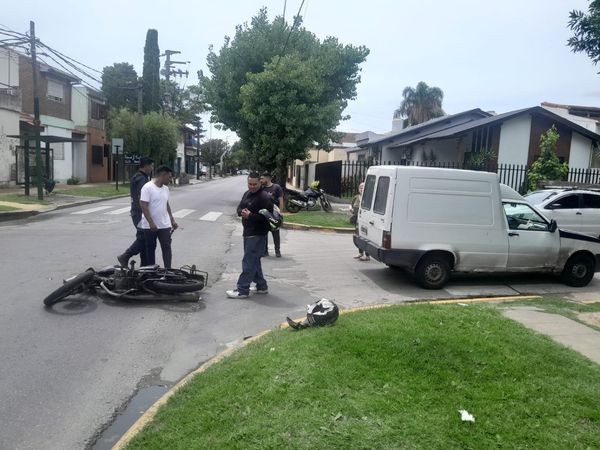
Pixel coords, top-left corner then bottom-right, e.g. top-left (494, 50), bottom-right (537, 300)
top-left (285, 199), bottom-right (301, 213)
top-left (146, 278), bottom-right (205, 293)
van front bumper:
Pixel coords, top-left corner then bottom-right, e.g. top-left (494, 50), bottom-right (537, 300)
top-left (353, 235), bottom-right (425, 271)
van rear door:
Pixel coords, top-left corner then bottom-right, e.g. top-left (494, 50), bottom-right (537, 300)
top-left (358, 168), bottom-right (395, 247)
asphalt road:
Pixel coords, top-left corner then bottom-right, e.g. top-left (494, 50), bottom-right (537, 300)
top-left (1, 175), bottom-right (599, 449)
top-left (0, 176), bottom-right (309, 450)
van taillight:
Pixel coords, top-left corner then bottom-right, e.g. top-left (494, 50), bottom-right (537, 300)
top-left (382, 231), bottom-right (391, 249)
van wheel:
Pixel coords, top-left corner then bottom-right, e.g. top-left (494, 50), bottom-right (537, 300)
top-left (561, 254), bottom-right (595, 287)
top-left (415, 255), bottom-right (451, 289)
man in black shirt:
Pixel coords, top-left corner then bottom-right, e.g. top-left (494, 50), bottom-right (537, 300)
top-left (117, 156), bottom-right (153, 267)
top-left (226, 172), bottom-right (273, 299)
top-left (260, 172), bottom-right (284, 257)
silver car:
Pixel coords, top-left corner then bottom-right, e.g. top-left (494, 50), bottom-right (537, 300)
top-left (525, 189), bottom-right (600, 238)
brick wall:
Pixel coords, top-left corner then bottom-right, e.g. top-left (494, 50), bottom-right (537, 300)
top-left (19, 55), bottom-right (72, 121)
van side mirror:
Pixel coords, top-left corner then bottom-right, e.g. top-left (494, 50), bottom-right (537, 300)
top-left (549, 219), bottom-right (557, 233)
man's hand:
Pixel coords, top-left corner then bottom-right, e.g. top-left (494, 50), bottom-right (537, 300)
top-left (149, 221), bottom-right (158, 232)
top-left (171, 221), bottom-right (179, 230)
top-left (241, 208), bottom-right (251, 219)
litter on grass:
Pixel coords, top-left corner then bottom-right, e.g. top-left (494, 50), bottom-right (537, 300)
top-left (459, 409), bottom-right (475, 422)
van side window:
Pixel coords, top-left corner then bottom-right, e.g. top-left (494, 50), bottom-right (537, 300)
top-left (373, 176), bottom-right (390, 215)
top-left (361, 175), bottom-right (376, 211)
top-left (503, 203), bottom-right (549, 231)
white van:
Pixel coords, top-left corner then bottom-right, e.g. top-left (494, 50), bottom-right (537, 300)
top-left (353, 166), bottom-right (600, 289)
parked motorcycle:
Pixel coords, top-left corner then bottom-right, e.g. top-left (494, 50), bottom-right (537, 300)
top-left (285, 181), bottom-right (333, 213)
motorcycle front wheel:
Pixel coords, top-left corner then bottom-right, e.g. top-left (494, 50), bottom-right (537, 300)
top-left (321, 197), bottom-right (333, 212)
top-left (43, 269), bottom-right (95, 306)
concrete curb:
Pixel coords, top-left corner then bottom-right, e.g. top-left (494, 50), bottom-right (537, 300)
top-left (0, 195), bottom-right (130, 222)
top-left (282, 221), bottom-right (355, 234)
top-left (111, 294), bottom-right (540, 449)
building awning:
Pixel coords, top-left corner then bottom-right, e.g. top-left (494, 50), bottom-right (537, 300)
top-left (7, 134), bottom-right (87, 143)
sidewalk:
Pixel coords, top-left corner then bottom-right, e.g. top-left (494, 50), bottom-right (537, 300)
top-left (503, 307), bottom-right (600, 364)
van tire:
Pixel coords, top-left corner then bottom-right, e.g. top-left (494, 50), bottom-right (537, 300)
top-left (561, 254), bottom-right (595, 287)
top-left (415, 254), bottom-right (451, 289)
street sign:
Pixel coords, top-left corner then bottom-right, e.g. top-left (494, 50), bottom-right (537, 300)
top-left (111, 138), bottom-right (124, 155)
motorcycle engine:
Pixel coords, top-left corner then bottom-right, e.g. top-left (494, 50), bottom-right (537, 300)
top-left (113, 267), bottom-right (130, 291)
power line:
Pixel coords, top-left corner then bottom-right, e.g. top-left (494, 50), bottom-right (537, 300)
top-left (39, 44), bottom-right (102, 84)
top-left (276, 0), bottom-right (306, 68)
top-left (37, 53), bottom-right (99, 92)
top-left (37, 40), bottom-right (102, 75)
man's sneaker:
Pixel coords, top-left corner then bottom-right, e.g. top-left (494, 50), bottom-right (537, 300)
top-left (226, 290), bottom-right (249, 299)
top-left (275, 250), bottom-right (281, 258)
top-left (117, 253), bottom-right (129, 267)
top-left (250, 286), bottom-right (269, 294)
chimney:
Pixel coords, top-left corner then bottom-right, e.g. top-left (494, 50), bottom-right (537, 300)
top-left (392, 117), bottom-right (407, 132)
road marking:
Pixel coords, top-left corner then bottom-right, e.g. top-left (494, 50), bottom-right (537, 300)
top-left (199, 211), bottom-right (223, 222)
top-left (71, 206), bottom-right (113, 215)
top-left (104, 206), bottom-right (131, 215)
top-left (172, 209), bottom-right (195, 218)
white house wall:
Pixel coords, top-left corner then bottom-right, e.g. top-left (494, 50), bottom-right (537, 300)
top-left (569, 132), bottom-right (592, 169)
top-left (0, 109), bottom-right (19, 186)
top-left (497, 115), bottom-right (532, 166)
top-left (43, 125), bottom-right (72, 182)
top-left (0, 49), bottom-right (19, 88)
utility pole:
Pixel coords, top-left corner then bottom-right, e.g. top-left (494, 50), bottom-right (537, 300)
top-left (160, 50), bottom-right (189, 114)
top-left (29, 21), bottom-right (43, 200)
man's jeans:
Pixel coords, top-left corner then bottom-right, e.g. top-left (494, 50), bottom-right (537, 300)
top-left (143, 228), bottom-right (172, 268)
top-left (124, 214), bottom-right (148, 266)
top-left (237, 234), bottom-right (268, 295)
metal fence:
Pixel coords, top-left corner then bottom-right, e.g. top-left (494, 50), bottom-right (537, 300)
top-left (318, 160), bottom-right (600, 198)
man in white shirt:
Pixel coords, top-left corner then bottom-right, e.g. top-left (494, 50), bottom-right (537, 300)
top-left (139, 166), bottom-right (178, 268)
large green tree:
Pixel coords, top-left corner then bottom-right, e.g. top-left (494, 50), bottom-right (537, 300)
top-left (142, 29), bottom-right (161, 113)
top-left (394, 81), bottom-right (445, 126)
top-left (200, 138), bottom-right (229, 177)
top-left (161, 79), bottom-right (205, 124)
top-left (568, 1), bottom-right (600, 67)
top-left (101, 62), bottom-right (139, 111)
top-left (202, 8), bottom-right (369, 180)
top-left (109, 108), bottom-right (178, 165)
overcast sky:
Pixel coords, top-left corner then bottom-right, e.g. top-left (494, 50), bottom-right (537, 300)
top-left (4, 0), bottom-right (598, 139)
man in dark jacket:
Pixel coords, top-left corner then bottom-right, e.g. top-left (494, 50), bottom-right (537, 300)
top-left (117, 156), bottom-right (153, 267)
top-left (226, 172), bottom-right (273, 299)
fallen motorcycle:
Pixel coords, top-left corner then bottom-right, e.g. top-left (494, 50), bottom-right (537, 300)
top-left (285, 181), bottom-right (333, 213)
top-left (43, 262), bottom-right (207, 306)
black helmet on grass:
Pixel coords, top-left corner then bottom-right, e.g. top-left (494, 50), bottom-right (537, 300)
top-left (286, 298), bottom-right (339, 330)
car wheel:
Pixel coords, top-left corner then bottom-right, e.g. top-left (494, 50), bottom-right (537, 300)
top-left (561, 254), bottom-right (595, 287)
top-left (415, 254), bottom-right (451, 289)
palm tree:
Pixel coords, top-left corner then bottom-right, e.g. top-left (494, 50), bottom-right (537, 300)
top-left (394, 82), bottom-right (445, 126)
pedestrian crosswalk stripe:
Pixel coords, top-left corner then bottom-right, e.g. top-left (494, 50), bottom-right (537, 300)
top-left (172, 208), bottom-right (195, 218)
top-left (199, 211), bottom-right (223, 222)
top-left (104, 206), bottom-right (131, 215)
top-left (71, 206), bottom-right (114, 215)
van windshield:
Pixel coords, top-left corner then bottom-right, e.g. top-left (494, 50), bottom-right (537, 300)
top-left (361, 175), bottom-right (376, 210)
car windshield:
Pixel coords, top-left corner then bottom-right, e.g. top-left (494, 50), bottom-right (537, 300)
top-left (524, 190), bottom-right (558, 205)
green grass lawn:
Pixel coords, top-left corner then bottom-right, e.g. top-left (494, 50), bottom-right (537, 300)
top-left (0, 204), bottom-right (19, 212)
top-left (284, 211), bottom-right (353, 229)
top-left (126, 304), bottom-right (600, 449)
top-left (54, 184), bottom-right (130, 198)
top-left (0, 194), bottom-right (49, 205)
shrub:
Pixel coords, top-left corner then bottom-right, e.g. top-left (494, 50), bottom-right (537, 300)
top-left (528, 125), bottom-right (568, 191)
top-left (66, 176), bottom-right (80, 185)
